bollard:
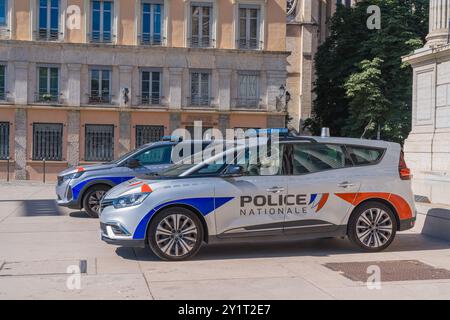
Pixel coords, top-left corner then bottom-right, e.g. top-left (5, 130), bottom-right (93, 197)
top-left (43, 158), bottom-right (46, 184)
top-left (6, 156), bottom-right (9, 182)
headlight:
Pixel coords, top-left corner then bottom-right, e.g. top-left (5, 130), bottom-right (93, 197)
top-left (63, 171), bottom-right (84, 182)
top-left (112, 193), bottom-right (150, 209)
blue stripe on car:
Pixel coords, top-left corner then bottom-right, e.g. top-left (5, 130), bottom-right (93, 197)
top-left (133, 197), bottom-right (234, 240)
top-left (72, 177), bottom-right (134, 201)
top-left (309, 194), bottom-right (317, 205)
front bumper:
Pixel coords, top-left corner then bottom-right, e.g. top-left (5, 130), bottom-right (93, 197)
top-left (56, 178), bottom-right (81, 209)
top-left (100, 222), bottom-right (146, 248)
top-left (101, 234), bottom-right (146, 248)
top-left (56, 199), bottom-right (80, 209)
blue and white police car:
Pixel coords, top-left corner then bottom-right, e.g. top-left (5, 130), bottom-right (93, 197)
top-left (56, 138), bottom-right (212, 217)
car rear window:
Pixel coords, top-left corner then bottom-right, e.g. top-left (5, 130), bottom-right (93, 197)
top-left (346, 146), bottom-right (385, 165)
top-left (292, 143), bottom-right (350, 175)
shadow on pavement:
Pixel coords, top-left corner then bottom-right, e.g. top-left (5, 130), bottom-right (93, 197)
top-left (69, 211), bottom-right (92, 218)
top-left (115, 233), bottom-right (450, 262)
top-left (20, 200), bottom-right (65, 216)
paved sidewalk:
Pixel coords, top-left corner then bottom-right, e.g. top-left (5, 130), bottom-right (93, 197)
top-left (1, 183), bottom-right (450, 299)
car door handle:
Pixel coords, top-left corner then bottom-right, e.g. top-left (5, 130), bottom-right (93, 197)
top-left (267, 187), bottom-right (285, 193)
top-left (338, 182), bottom-right (356, 188)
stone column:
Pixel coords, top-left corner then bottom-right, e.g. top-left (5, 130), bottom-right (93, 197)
top-left (168, 68), bottom-right (183, 110)
top-left (427, 0), bottom-right (450, 47)
top-left (218, 114), bottom-right (230, 134)
top-left (169, 112), bottom-right (181, 133)
top-left (119, 66), bottom-right (133, 107)
top-left (14, 62), bottom-right (28, 105)
top-left (218, 69), bottom-right (232, 111)
top-left (14, 109), bottom-right (27, 180)
top-left (118, 111), bottom-right (131, 156)
top-left (266, 70), bottom-right (287, 112)
top-left (66, 64), bottom-right (82, 107)
top-left (67, 110), bottom-right (80, 167)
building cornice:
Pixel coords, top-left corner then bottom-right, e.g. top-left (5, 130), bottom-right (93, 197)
top-left (402, 44), bottom-right (450, 66)
top-left (0, 39), bottom-right (290, 57)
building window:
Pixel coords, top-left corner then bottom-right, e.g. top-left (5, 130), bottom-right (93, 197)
top-left (141, 1), bottom-right (163, 45)
top-left (136, 125), bottom-right (164, 147)
top-left (37, 66), bottom-right (59, 103)
top-left (0, 122), bottom-right (9, 160)
top-left (32, 123), bottom-right (63, 161)
top-left (189, 3), bottom-right (212, 48)
top-left (0, 0), bottom-right (7, 26)
top-left (91, 0), bottom-right (113, 43)
top-left (238, 5), bottom-right (260, 49)
top-left (89, 68), bottom-right (111, 104)
top-left (190, 71), bottom-right (210, 106)
top-left (336, 0), bottom-right (351, 7)
top-left (237, 71), bottom-right (259, 108)
top-left (141, 70), bottom-right (161, 105)
top-left (0, 65), bottom-right (5, 101)
top-left (85, 124), bottom-right (114, 161)
top-left (38, 0), bottom-right (60, 41)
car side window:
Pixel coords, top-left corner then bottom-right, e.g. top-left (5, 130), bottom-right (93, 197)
top-left (134, 145), bottom-right (172, 165)
top-left (346, 146), bottom-right (384, 165)
top-left (292, 143), bottom-right (349, 175)
top-left (239, 144), bottom-right (285, 176)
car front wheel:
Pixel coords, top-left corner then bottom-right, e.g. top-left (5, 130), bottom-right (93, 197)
top-left (82, 185), bottom-right (111, 218)
top-left (348, 201), bottom-right (397, 252)
top-left (148, 207), bottom-right (204, 261)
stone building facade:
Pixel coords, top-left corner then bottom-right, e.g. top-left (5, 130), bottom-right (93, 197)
top-left (285, 0), bottom-right (355, 132)
top-left (403, 0), bottom-right (450, 204)
top-left (0, 0), bottom-right (288, 181)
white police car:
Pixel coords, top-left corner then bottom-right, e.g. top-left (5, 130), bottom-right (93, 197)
top-left (99, 131), bottom-right (416, 261)
top-left (56, 138), bottom-right (212, 217)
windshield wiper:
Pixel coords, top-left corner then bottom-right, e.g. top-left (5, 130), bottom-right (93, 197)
top-left (145, 172), bottom-right (160, 177)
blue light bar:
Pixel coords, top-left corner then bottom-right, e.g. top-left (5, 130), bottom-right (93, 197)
top-left (245, 128), bottom-right (289, 137)
top-left (162, 136), bottom-right (183, 142)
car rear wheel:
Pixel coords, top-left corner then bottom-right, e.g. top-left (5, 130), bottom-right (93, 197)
top-left (148, 207), bottom-right (204, 261)
top-left (82, 185), bottom-right (110, 218)
top-left (348, 201), bottom-right (397, 252)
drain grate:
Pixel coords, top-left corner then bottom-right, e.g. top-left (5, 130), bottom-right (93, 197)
top-left (324, 260), bottom-right (450, 282)
top-left (0, 260), bottom-right (88, 277)
top-left (414, 195), bottom-right (431, 204)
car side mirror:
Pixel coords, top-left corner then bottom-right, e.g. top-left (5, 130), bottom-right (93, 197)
top-left (222, 165), bottom-right (243, 177)
top-left (126, 159), bottom-right (141, 169)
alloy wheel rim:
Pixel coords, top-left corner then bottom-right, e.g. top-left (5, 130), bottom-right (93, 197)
top-left (356, 208), bottom-right (393, 248)
top-left (88, 191), bottom-right (106, 213)
top-left (155, 214), bottom-right (198, 257)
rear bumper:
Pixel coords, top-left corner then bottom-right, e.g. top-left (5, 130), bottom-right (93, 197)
top-left (399, 217), bottom-right (416, 231)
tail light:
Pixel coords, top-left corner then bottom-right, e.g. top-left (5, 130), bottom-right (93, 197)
top-left (399, 151), bottom-right (411, 180)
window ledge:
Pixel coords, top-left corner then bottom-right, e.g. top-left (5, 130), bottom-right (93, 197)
top-left (26, 160), bottom-right (68, 165)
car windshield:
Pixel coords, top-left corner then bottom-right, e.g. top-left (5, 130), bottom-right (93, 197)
top-left (147, 142), bottom-right (245, 178)
top-left (108, 144), bottom-right (151, 164)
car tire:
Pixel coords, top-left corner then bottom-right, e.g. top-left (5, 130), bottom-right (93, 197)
top-left (82, 185), bottom-right (111, 218)
top-left (147, 207), bottom-right (204, 261)
top-left (348, 201), bottom-right (397, 252)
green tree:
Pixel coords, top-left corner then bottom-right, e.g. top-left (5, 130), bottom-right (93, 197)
top-left (344, 58), bottom-right (389, 138)
top-left (306, 0), bottom-right (429, 143)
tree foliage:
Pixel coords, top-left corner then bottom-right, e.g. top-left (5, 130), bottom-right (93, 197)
top-left (306, 0), bottom-right (429, 143)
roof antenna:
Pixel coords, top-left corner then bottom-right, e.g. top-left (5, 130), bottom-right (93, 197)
top-left (321, 127), bottom-right (330, 138)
